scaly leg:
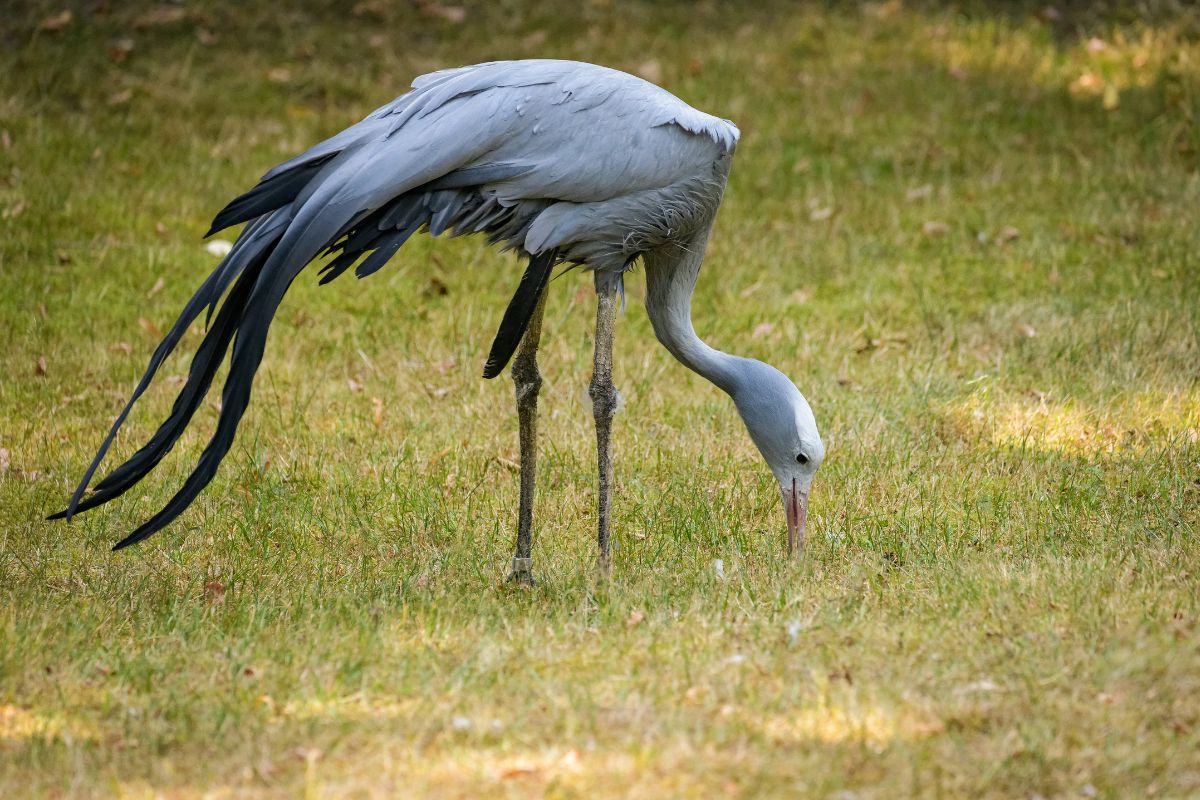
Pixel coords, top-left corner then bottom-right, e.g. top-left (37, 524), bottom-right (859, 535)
top-left (508, 292), bottom-right (548, 585)
top-left (589, 277), bottom-right (620, 574)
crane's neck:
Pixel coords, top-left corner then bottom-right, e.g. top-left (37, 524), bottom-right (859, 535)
top-left (643, 230), bottom-right (743, 396)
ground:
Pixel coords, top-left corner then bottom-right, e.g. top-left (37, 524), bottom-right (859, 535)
top-left (1, 1), bottom-right (1198, 798)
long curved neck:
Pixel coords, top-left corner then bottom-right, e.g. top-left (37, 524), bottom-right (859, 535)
top-left (643, 230), bottom-right (743, 396)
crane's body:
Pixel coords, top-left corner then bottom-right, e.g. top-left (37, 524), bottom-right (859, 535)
top-left (52, 60), bottom-right (823, 573)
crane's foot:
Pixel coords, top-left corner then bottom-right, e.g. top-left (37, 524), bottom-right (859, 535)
top-left (506, 556), bottom-right (535, 587)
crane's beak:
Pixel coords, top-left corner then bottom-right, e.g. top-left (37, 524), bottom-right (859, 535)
top-left (783, 478), bottom-right (808, 558)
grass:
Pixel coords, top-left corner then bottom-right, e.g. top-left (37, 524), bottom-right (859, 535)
top-left (1, 1), bottom-right (1198, 797)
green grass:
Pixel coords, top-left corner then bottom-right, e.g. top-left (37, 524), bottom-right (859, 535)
top-left (2, 1), bottom-right (1199, 797)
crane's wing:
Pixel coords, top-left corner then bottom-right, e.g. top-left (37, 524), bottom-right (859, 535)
top-left (51, 60), bottom-right (739, 549)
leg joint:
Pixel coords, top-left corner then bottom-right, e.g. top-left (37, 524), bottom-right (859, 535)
top-left (512, 357), bottom-right (542, 403)
top-left (589, 379), bottom-right (620, 419)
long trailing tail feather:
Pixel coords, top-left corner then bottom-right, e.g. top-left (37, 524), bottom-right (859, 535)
top-left (52, 70), bottom-right (549, 547)
top-left (47, 218), bottom-right (282, 522)
top-left (48, 211), bottom-right (289, 523)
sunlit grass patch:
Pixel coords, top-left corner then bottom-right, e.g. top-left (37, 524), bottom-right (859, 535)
top-left (942, 388), bottom-right (1200, 454)
top-left (0, 705), bottom-right (97, 746)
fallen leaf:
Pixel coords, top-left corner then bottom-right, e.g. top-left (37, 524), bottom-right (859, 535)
top-left (1070, 72), bottom-right (1103, 95)
top-left (906, 184), bottom-right (933, 201)
top-left (147, 277), bottom-right (165, 297)
top-left (37, 10), bottom-right (73, 32)
top-left (752, 322), bottom-right (774, 338)
top-left (637, 59), bottom-right (663, 84)
top-left (242, 665), bottom-right (260, 678)
top-left (154, 222), bottom-right (168, 237)
top-left (107, 90), bottom-right (133, 107)
top-left (808, 206), bottom-right (833, 221)
top-left (420, 2), bottom-right (466, 23)
top-left (1, 130), bottom-right (10, 150)
top-left (133, 6), bottom-right (188, 28)
top-left (352, 0), bottom-right (387, 17)
top-left (266, 67), bottom-right (292, 83)
top-left (372, 396), bottom-right (384, 427)
top-left (687, 57), bottom-right (705, 76)
top-left (35, 356), bottom-right (47, 376)
top-left (202, 579), bottom-right (226, 602)
top-left (997, 226), bottom-right (1020, 243)
top-left (0, 448), bottom-right (9, 476)
top-left (522, 30), bottom-right (548, 48)
top-left (626, 609), bottom-right (645, 627)
top-left (426, 276), bottom-right (449, 296)
top-left (1013, 323), bottom-right (1036, 338)
top-left (347, 377), bottom-right (363, 393)
top-left (110, 342), bottom-right (132, 354)
top-left (196, 28), bottom-right (218, 46)
top-left (1086, 37), bottom-right (1108, 53)
top-left (921, 220), bottom-right (949, 236)
top-left (109, 37), bottom-right (135, 62)
top-left (499, 762), bottom-right (538, 779)
top-left (204, 240), bottom-right (233, 257)
top-left (137, 317), bottom-right (162, 338)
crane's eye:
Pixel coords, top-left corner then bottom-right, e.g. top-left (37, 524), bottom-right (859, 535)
top-left (796, 453), bottom-right (809, 465)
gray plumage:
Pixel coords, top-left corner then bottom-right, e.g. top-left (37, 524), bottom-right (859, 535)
top-left (52, 59), bottom-right (823, 562)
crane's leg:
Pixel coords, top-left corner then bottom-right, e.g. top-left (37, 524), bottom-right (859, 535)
top-left (590, 275), bottom-right (621, 574)
top-left (508, 291), bottom-right (548, 585)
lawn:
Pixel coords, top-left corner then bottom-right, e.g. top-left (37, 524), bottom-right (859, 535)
top-left (1, 1), bottom-right (1198, 797)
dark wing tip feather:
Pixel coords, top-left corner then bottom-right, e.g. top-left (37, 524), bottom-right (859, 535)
top-left (482, 249), bottom-right (556, 379)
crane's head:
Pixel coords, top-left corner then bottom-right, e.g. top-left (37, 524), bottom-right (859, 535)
top-left (729, 361), bottom-right (824, 556)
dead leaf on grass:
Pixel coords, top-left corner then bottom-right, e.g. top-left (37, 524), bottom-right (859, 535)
top-left (202, 580), bottom-right (226, 603)
top-left (137, 317), bottom-right (162, 338)
top-left (499, 761), bottom-right (539, 779)
top-left (37, 10), bottom-right (73, 32)
top-left (147, 277), bottom-right (165, 297)
top-left (420, 2), bottom-right (466, 23)
top-left (921, 220), bottom-right (949, 236)
top-left (905, 184), bottom-right (932, 201)
top-left (626, 609), bottom-right (645, 627)
top-left (133, 6), bottom-right (188, 28)
top-left (35, 356), bottom-right (47, 376)
top-left (109, 38), bottom-right (135, 62)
